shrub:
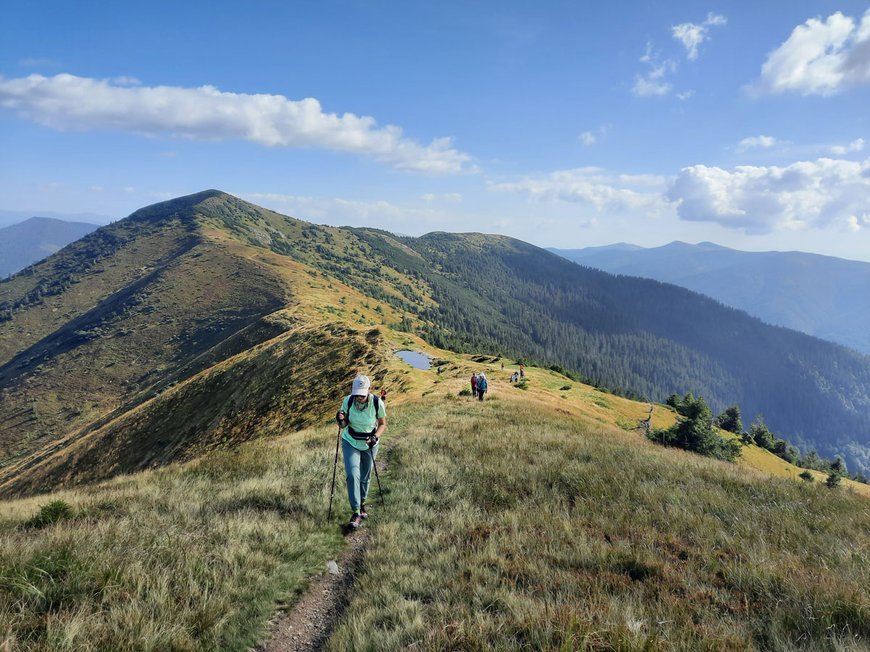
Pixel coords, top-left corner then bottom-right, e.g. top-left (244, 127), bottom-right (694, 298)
top-left (715, 405), bottom-right (743, 434)
top-left (649, 394), bottom-right (741, 462)
top-left (458, 388), bottom-right (471, 396)
top-left (25, 500), bottom-right (74, 529)
top-left (799, 470), bottom-right (814, 482)
top-left (560, 385), bottom-right (572, 391)
top-left (749, 416), bottom-right (775, 451)
top-left (825, 472), bottom-right (842, 488)
top-left (514, 380), bottom-right (529, 390)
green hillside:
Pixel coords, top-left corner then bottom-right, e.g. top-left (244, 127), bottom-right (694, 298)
top-left (2, 190), bottom-right (869, 499)
top-left (1, 189), bottom-right (868, 649)
top-left (1, 364), bottom-right (867, 650)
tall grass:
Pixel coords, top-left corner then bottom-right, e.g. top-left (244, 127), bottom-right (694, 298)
top-left (0, 427), bottom-right (348, 651)
top-left (328, 394), bottom-right (870, 651)
top-left (1, 390), bottom-right (868, 650)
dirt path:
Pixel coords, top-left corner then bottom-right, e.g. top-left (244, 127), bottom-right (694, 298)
top-left (252, 451), bottom-right (390, 652)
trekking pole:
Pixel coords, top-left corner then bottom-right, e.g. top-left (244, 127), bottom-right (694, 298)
top-left (370, 448), bottom-right (386, 510)
top-left (326, 425), bottom-right (342, 522)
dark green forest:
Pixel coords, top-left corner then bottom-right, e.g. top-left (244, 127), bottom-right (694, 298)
top-left (3, 191), bottom-right (868, 476)
top-left (344, 230), bottom-right (870, 474)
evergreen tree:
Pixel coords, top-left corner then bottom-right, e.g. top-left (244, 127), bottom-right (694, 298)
top-left (715, 405), bottom-right (743, 434)
top-left (649, 395), bottom-right (741, 462)
top-left (750, 416), bottom-right (775, 451)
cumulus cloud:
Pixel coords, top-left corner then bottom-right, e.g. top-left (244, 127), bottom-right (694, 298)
top-left (579, 131), bottom-right (596, 146)
top-left (829, 138), bottom-right (865, 154)
top-left (667, 157), bottom-right (870, 233)
top-left (754, 9), bottom-right (870, 95)
top-left (736, 135), bottom-right (779, 152)
top-left (490, 167), bottom-right (670, 213)
top-left (672, 13), bottom-right (727, 61)
top-left (0, 73), bottom-right (471, 174)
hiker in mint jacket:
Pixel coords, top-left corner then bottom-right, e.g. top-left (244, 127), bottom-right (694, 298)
top-left (336, 374), bottom-right (386, 529)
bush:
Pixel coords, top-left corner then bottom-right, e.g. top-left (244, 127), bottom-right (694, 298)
top-left (25, 500), bottom-right (74, 529)
top-left (560, 385), bottom-right (572, 391)
top-left (649, 394), bottom-right (741, 462)
top-left (715, 405), bottom-right (743, 434)
top-left (749, 416), bottom-right (775, 451)
top-left (458, 388), bottom-right (471, 396)
top-left (514, 380), bottom-right (529, 390)
top-left (825, 472), bottom-right (842, 488)
top-left (799, 470), bottom-right (814, 482)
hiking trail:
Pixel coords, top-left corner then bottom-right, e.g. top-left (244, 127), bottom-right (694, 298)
top-left (252, 450), bottom-right (390, 651)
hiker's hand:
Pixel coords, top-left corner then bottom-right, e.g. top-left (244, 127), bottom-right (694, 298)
top-left (367, 435), bottom-right (379, 449)
top-left (336, 410), bottom-right (346, 425)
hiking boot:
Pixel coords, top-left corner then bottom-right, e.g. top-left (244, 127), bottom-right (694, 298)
top-left (348, 513), bottom-right (362, 529)
top-left (359, 504), bottom-right (369, 519)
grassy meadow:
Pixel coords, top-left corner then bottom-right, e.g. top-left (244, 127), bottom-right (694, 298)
top-left (1, 365), bottom-right (868, 650)
top-left (0, 429), bottom-right (348, 650)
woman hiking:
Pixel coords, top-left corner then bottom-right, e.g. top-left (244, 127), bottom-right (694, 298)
top-left (335, 374), bottom-right (386, 529)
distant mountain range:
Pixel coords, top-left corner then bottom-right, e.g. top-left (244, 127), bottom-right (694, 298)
top-left (549, 242), bottom-right (870, 355)
top-left (1, 191), bottom-right (869, 497)
top-left (0, 217), bottom-right (99, 278)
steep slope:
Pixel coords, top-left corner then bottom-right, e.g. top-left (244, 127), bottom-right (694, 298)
top-left (0, 217), bottom-right (99, 278)
top-left (2, 190), bottom-right (870, 496)
top-left (0, 191), bottom-right (397, 496)
top-left (356, 231), bottom-right (870, 473)
top-left (550, 241), bottom-right (870, 354)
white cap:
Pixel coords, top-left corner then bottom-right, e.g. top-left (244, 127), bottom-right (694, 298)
top-left (351, 374), bottom-right (371, 396)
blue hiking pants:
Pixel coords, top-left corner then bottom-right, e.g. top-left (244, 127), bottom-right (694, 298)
top-left (342, 438), bottom-right (379, 512)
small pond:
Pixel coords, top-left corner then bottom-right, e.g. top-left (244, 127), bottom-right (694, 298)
top-left (396, 350), bottom-right (432, 370)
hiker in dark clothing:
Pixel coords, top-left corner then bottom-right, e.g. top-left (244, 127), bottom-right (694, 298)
top-left (477, 372), bottom-right (488, 401)
top-left (471, 373), bottom-right (478, 398)
top-left (336, 374), bottom-right (386, 529)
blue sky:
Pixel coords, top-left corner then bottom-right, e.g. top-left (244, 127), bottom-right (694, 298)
top-left (2, 1), bottom-right (870, 261)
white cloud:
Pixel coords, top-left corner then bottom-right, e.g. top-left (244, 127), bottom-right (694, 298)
top-left (421, 192), bottom-right (462, 203)
top-left (490, 167), bottom-right (670, 213)
top-left (633, 43), bottom-right (676, 96)
top-left (672, 13), bottom-right (727, 61)
top-left (667, 157), bottom-right (870, 233)
top-left (754, 9), bottom-right (870, 95)
top-left (829, 138), bottom-right (865, 154)
top-left (736, 135), bottom-right (779, 152)
top-left (0, 73), bottom-right (472, 174)
top-left (579, 125), bottom-right (611, 146)
top-left (579, 131), bottom-right (596, 146)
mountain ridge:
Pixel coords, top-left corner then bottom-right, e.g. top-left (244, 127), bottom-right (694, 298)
top-left (1, 191), bottom-right (869, 495)
top-left (0, 216), bottom-right (99, 278)
top-left (550, 241), bottom-right (870, 354)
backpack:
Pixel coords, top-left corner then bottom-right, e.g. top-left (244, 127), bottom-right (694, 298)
top-left (343, 394), bottom-right (381, 440)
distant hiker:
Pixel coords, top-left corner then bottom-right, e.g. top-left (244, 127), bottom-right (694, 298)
top-left (477, 372), bottom-right (488, 401)
top-left (501, 362), bottom-right (504, 370)
top-left (380, 388), bottom-right (387, 402)
top-left (335, 374), bottom-right (386, 529)
top-left (471, 373), bottom-right (478, 398)
top-left (511, 371), bottom-right (519, 383)
top-left (519, 366), bottom-right (525, 380)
